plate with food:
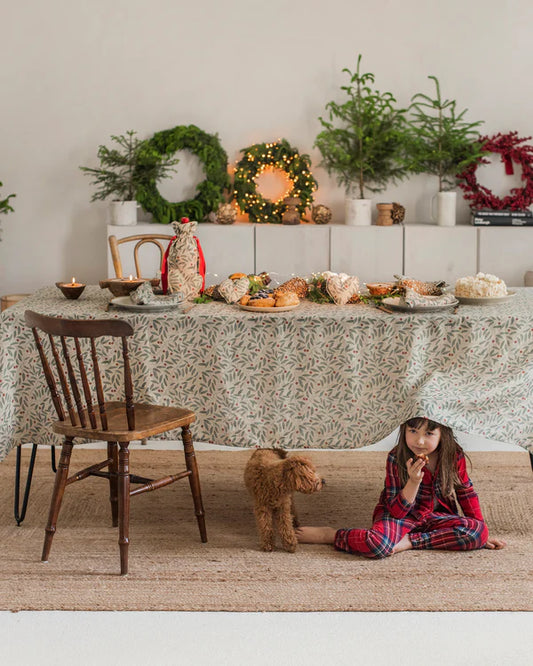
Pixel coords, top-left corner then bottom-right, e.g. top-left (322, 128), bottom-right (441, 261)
top-left (110, 296), bottom-right (187, 312)
top-left (238, 290), bottom-right (300, 312)
top-left (454, 273), bottom-right (515, 305)
top-left (238, 303), bottom-right (300, 313)
top-left (455, 291), bottom-right (516, 305)
top-left (381, 296), bottom-right (459, 313)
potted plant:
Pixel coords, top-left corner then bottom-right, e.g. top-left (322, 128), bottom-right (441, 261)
top-left (80, 130), bottom-right (179, 226)
top-left (0, 181), bottom-right (15, 240)
top-left (314, 55), bottom-right (409, 225)
top-left (407, 76), bottom-right (485, 226)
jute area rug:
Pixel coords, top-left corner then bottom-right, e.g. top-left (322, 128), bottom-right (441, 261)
top-left (0, 448), bottom-right (531, 612)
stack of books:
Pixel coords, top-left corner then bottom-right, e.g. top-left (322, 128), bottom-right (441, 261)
top-left (471, 209), bottom-right (533, 226)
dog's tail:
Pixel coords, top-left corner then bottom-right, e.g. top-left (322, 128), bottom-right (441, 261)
top-left (271, 447), bottom-right (288, 459)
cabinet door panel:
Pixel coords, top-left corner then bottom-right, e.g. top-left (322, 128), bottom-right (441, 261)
top-left (478, 228), bottom-right (533, 287)
top-left (404, 225), bottom-right (477, 284)
top-left (255, 225), bottom-right (330, 284)
top-left (330, 225), bottom-right (403, 283)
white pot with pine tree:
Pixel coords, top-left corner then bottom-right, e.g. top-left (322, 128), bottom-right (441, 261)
top-left (315, 55), bottom-right (409, 226)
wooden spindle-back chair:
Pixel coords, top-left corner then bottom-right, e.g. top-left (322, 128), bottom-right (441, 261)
top-left (24, 310), bottom-right (207, 575)
top-left (108, 233), bottom-right (173, 279)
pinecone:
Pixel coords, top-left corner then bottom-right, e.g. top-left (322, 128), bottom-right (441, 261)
top-left (204, 284), bottom-right (224, 300)
top-left (391, 202), bottom-right (405, 224)
top-left (215, 203), bottom-right (237, 225)
top-left (312, 204), bottom-right (332, 225)
top-left (347, 293), bottom-right (361, 304)
top-left (274, 277), bottom-right (308, 299)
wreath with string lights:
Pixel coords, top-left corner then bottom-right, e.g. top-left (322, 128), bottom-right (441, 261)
top-left (458, 132), bottom-right (533, 210)
top-left (136, 124), bottom-right (230, 223)
top-left (233, 139), bottom-right (317, 223)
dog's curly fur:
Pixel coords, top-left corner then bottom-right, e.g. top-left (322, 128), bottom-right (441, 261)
top-left (244, 448), bottom-right (324, 552)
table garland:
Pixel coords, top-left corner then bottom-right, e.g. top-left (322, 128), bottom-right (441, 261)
top-left (233, 139), bottom-right (317, 223)
top-left (136, 124), bottom-right (230, 223)
top-left (458, 131), bottom-right (533, 210)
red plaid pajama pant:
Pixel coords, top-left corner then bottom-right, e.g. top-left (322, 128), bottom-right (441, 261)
top-left (334, 513), bottom-right (488, 559)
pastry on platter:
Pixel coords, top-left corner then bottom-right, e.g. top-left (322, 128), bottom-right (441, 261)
top-left (274, 292), bottom-right (300, 307)
top-left (395, 276), bottom-right (446, 296)
top-left (454, 272), bottom-right (507, 298)
top-left (366, 282), bottom-right (395, 297)
top-left (247, 297), bottom-right (276, 308)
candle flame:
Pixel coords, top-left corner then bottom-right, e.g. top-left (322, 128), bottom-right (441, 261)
top-left (129, 275), bottom-right (133, 281)
top-left (71, 277), bottom-right (76, 284)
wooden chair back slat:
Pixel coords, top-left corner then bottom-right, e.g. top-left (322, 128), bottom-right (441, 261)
top-left (75, 338), bottom-right (97, 429)
top-left (49, 335), bottom-right (78, 425)
top-left (121, 338), bottom-right (135, 430)
top-left (90, 338), bottom-right (108, 430)
top-left (25, 311), bottom-right (135, 432)
top-left (108, 233), bottom-right (173, 279)
top-left (61, 336), bottom-right (87, 428)
top-left (31, 329), bottom-right (65, 421)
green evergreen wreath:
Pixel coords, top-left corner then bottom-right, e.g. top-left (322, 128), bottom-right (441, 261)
top-left (233, 139), bottom-right (317, 223)
top-left (136, 125), bottom-right (230, 223)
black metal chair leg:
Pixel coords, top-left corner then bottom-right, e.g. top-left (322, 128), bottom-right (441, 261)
top-left (529, 450), bottom-right (533, 472)
top-left (14, 444), bottom-right (38, 526)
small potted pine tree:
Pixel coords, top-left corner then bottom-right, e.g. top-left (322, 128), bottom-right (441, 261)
top-left (80, 130), bottom-right (179, 225)
top-left (314, 55), bottom-right (409, 225)
top-left (407, 76), bottom-right (485, 226)
top-left (0, 181), bottom-right (15, 240)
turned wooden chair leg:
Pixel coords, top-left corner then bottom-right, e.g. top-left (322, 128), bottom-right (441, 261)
top-left (42, 437), bottom-right (74, 563)
top-left (118, 442), bottom-right (131, 575)
top-left (107, 441), bottom-right (119, 527)
top-left (181, 425), bottom-right (207, 543)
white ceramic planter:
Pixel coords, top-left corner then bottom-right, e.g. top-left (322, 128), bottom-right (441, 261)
top-left (109, 200), bottom-right (138, 226)
top-left (345, 197), bottom-right (372, 226)
top-left (431, 191), bottom-right (457, 227)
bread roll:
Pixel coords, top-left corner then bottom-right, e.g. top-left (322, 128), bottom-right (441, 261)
top-left (275, 292), bottom-right (299, 307)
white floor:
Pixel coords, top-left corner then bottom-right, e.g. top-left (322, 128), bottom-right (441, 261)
top-left (2, 431), bottom-right (530, 666)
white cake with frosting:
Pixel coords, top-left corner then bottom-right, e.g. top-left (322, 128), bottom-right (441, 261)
top-left (454, 272), bottom-right (507, 298)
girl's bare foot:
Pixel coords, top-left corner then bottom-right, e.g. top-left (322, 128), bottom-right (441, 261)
top-left (295, 526), bottom-right (337, 544)
top-left (392, 534), bottom-right (413, 554)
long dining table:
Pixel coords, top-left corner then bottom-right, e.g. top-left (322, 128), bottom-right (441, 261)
top-left (2, 286), bottom-right (533, 464)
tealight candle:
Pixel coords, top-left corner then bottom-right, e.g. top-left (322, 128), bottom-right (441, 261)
top-left (56, 277), bottom-right (86, 300)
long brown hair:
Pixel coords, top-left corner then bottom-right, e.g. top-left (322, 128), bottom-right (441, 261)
top-left (396, 417), bottom-right (467, 497)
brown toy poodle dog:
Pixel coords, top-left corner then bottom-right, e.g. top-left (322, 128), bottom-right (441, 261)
top-left (244, 448), bottom-right (324, 553)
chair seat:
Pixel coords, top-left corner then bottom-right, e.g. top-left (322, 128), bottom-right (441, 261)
top-left (52, 401), bottom-right (195, 442)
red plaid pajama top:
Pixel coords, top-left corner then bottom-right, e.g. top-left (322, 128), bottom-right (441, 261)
top-left (334, 448), bottom-right (488, 558)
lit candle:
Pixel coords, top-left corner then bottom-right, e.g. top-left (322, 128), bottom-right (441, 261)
top-left (56, 278), bottom-right (86, 299)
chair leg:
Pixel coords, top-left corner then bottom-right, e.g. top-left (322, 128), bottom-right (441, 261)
top-left (181, 425), bottom-right (207, 543)
top-left (41, 437), bottom-right (74, 563)
top-left (107, 441), bottom-right (119, 527)
top-left (118, 442), bottom-right (131, 575)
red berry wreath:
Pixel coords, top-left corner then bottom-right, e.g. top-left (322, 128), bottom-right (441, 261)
top-left (458, 131), bottom-right (533, 210)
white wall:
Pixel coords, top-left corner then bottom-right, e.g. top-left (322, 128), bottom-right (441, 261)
top-left (1, 0), bottom-right (532, 294)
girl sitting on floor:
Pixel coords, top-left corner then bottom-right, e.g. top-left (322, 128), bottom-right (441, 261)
top-left (296, 417), bottom-right (506, 558)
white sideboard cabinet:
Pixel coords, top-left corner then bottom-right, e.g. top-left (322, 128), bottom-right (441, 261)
top-left (107, 222), bottom-right (533, 288)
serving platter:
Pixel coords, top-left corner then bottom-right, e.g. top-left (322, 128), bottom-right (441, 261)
top-left (110, 296), bottom-right (187, 312)
top-left (454, 291), bottom-right (516, 305)
top-left (381, 296), bottom-right (459, 313)
top-left (238, 303), bottom-right (300, 313)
